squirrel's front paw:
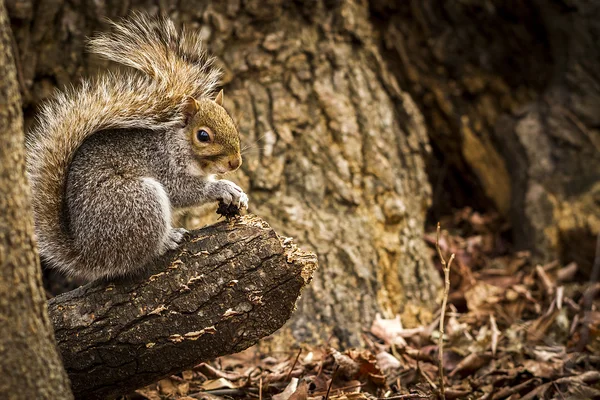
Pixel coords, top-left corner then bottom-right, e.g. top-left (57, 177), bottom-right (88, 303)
top-left (211, 180), bottom-right (249, 209)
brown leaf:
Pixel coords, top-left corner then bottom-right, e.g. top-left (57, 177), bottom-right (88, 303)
top-left (158, 378), bottom-right (177, 396)
top-left (332, 350), bottom-right (360, 379)
top-left (200, 378), bottom-right (238, 390)
top-left (370, 314), bottom-right (412, 345)
top-left (441, 349), bottom-right (464, 372)
top-left (464, 282), bottom-right (502, 311)
top-left (134, 388), bottom-right (161, 400)
top-left (273, 378), bottom-right (299, 400)
top-left (177, 382), bottom-right (190, 395)
top-left (526, 309), bottom-right (560, 343)
top-left (449, 352), bottom-right (492, 378)
top-left (492, 378), bottom-right (543, 400)
top-left (519, 382), bottom-right (552, 400)
top-left (556, 262), bottom-right (578, 282)
top-left (445, 388), bottom-right (473, 399)
top-left (555, 370), bottom-right (600, 385)
top-left (288, 380), bottom-right (309, 400)
top-left (327, 394), bottom-right (370, 400)
top-left (345, 349), bottom-right (386, 386)
top-left (522, 360), bottom-right (561, 379)
top-left (196, 363), bottom-right (244, 381)
top-left (310, 373), bottom-right (331, 393)
top-left (190, 394), bottom-right (228, 400)
top-left (376, 351), bottom-right (401, 372)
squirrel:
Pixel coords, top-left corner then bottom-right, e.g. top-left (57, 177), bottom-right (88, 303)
top-left (26, 13), bottom-right (249, 281)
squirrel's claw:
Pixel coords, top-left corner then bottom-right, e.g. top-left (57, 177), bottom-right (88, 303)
top-left (238, 192), bottom-right (249, 209)
top-left (212, 180), bottom-right (249, 210)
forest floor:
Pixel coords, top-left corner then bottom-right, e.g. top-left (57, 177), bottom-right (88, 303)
top-left (132, 208), bottom-right (600, 400)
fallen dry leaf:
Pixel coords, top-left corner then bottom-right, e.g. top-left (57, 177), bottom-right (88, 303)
top-left (200, 378), bottom-right (238, 391)
top-left (273, 378), bottom-right (299, 400)
top-left (288, 380), bottom-right (308, 400)
top-left (449, 352), bottom-right (492, 377)
top-left (464, 282), bottom-right (502, 310)
top-left (370, 314), bottom-right (409, 346)
top-left (158, 378), bottom-right (177, 396)
top-left (376, 351), bottom-right (401, 371)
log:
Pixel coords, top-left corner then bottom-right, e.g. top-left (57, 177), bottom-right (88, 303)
top-left (48, 215), bottom-right (317, 399)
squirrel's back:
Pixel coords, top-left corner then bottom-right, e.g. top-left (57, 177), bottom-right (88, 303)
top-left (27, 13), bottom-right (221, 277)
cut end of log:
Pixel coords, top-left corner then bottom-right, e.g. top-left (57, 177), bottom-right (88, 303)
top-left (48, 214), bottom-right (317, 399)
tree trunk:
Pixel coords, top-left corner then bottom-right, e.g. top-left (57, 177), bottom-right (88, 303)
top-left (0, 1), bottom-right (73, 399)
top-left (49, 215), bottom-right (316, 399)
top-left (371, 0), bottom-right (600, 274)
top-left (7, 0), bottom-right (440, 346)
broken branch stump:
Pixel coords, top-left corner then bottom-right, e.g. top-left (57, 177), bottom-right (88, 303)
top-left (48, 215), bottom-right (317, 399)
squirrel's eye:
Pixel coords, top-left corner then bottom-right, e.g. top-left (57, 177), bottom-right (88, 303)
top-left (196, 129), bottom-right (211, 143)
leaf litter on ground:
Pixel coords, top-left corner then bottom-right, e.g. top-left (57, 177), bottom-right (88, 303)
top-left (132, 208), bottom-right (600, 400)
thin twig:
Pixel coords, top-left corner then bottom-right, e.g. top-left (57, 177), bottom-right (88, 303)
top-left (199, 388), bottom-right (252, 397)
top-left (259, 376), bottom-right (263, 400)
top-left (552, 381), bottom-right (566, 400)
top-left (313, 382), bottom-right (364, 396)
top-left (286, 349), bottom-right (302, 381)
top-left (417, 360), bottom-right (437, 390)
top-left (436, 222), bottom-right (455, 400)
top-left (490, 314), bottom-right (500, 356)
top-left (325, 365), bottom-right (339, 400)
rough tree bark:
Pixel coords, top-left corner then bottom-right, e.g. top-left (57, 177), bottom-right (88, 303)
top-left (49, 215), bottom-right (317, 399)
top-left (7, 0), bottom-right (440, 346)
top-left (0, 1), bottom-right (73, 399)
top-left (371, 0), bottom-right (600, 273)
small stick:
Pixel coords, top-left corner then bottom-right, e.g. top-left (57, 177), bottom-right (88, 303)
top-left (417, 360), bottom-right (437, 390)
top-left (553, 381), bottom-right (566, 400)
top-left (325, 365), bottom-right (339, 400)
top-left (490, 314), bottom-right (500, 356)
top-left (535, 265), bottom-right (555, 296)
top-left (285, 349), bottom-right (302, 381)
top-left (436, 222), bottom-right (455, 400)
top-left (556, 286), bottom-right (564, 310)
top-left (259, 377), bottom-right (263, 400)
top-left (313, 382), bottom-right (364, 396)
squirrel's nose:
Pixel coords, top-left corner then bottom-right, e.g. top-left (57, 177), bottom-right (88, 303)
top-left (228, 156), bottom-right (241, 171)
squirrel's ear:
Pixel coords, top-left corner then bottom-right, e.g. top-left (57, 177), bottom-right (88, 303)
top-left (215, 89), bottom-right (224, 106)
top-left (182, 97), bottom-right (200, 124)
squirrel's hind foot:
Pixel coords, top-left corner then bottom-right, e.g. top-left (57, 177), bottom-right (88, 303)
top-left (161, 227), bottom-right (188, 254)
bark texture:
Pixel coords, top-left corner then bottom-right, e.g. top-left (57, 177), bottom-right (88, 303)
top-left (372, 0), bottom-right (600, 272)
top-left (0, 1), bottom-right (73, 399)
top-left (8, 0), bottom-right (440, 346)
top-left (49, 215), bottom-right (317, 400)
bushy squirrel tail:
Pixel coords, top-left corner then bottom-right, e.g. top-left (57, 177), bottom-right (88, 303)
top-left (88, 12), bottom-right (220, 100)
top-left (27, 13), bottom-right (221, 276)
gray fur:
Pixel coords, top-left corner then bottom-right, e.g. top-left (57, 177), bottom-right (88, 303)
top-left (65, 128), bottom-right (246, 280)
top-left (26, 14), bottom-right (247, 281)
